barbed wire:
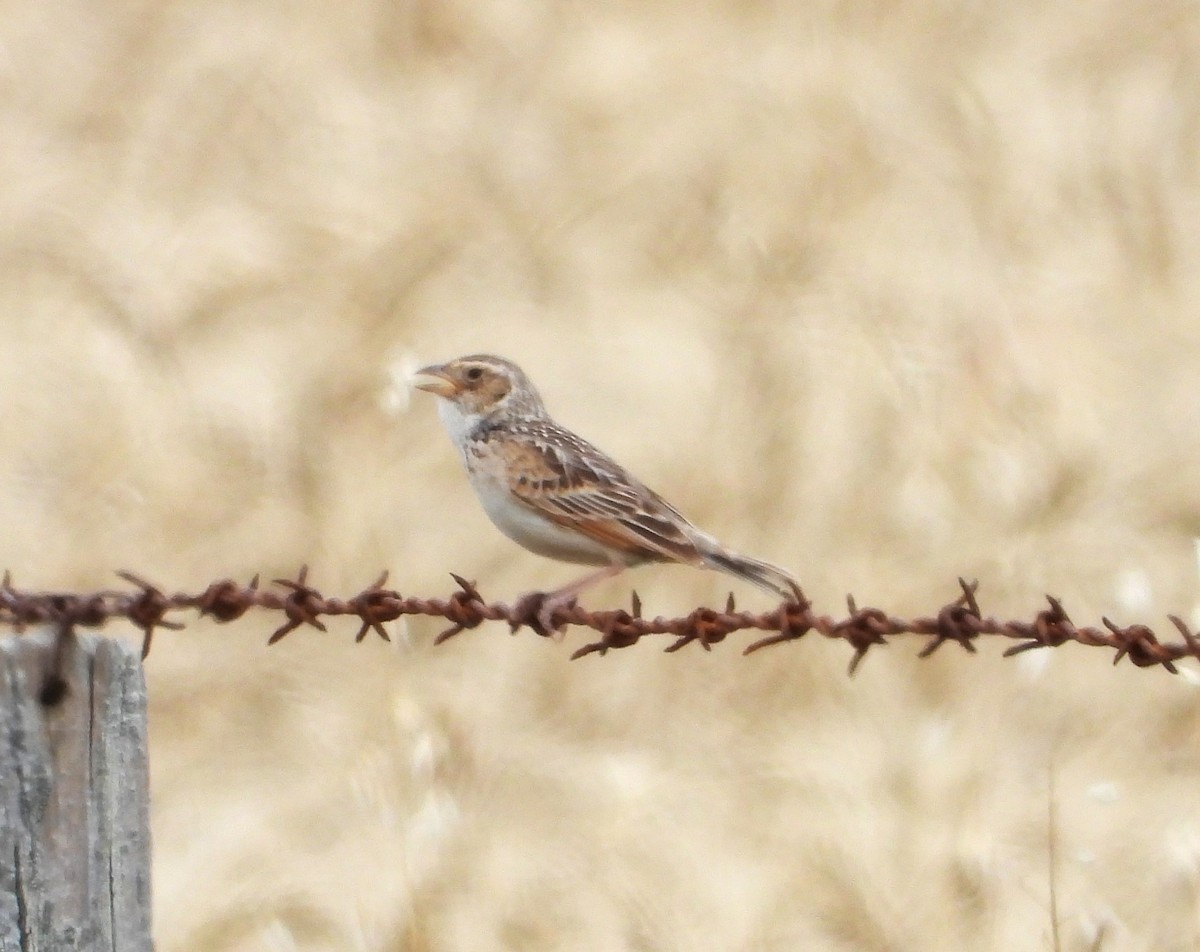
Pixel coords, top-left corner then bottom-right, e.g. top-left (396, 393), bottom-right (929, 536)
top-left (0, 567), bottom-right (1196, 679)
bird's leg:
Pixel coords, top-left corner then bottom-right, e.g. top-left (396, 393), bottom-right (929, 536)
top-left (523, 563), bottom-right (626, 638)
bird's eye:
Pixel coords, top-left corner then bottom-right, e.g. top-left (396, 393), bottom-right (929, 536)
top-left (465, 367), bottom-right (484, 381)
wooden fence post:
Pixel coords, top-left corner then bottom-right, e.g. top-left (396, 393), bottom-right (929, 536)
top-left (0, 629), bottom-right (152, 951)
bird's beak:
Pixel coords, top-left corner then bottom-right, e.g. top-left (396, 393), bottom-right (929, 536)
top-left (409, 364), bottom-right (459, 397)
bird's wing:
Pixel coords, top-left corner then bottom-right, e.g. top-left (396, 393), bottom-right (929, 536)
top-left (500, 420), bottom-right (705, 565)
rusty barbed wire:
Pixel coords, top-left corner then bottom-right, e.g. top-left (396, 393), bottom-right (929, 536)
top-left (0, 567), bottom-right (1196, 677)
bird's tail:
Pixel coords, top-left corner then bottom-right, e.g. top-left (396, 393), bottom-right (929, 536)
top-left (701, 548), bottom-right (802, 602)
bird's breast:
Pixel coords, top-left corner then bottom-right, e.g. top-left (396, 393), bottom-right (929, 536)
top-left (463, 441), bottom-right (615, 566)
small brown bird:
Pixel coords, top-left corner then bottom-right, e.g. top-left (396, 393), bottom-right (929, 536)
top-left (412, 354), bottom-right (799, 623)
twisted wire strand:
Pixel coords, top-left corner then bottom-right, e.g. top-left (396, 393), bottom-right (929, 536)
top-left (0, 568), bottom-right (1194, 677)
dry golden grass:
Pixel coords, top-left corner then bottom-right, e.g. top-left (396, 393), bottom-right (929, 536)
top-left (3, 0), bottom-right (1200, 948)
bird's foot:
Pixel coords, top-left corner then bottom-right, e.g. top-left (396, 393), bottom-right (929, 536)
top-left (510, 590), bottom-right (577, 640)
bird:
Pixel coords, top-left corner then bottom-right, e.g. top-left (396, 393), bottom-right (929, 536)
top-left (411, 354), bottom-right (800, 629)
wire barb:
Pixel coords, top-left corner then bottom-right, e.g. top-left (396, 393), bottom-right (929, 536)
top-left (837, 597), bottom-right (891, 677)
top-left (349, 571), bottom-right (399, 643)
top-left (0, 570), bottom-right (1194, 677)
top-left (117, 571), bottom-right (186, 658)
top-left (268, 566), bottom-right (329, 645)
top-left (920, 578), bottom-right (982, 658)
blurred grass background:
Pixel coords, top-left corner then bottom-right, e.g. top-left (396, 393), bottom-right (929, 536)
top-left (1, 0), bottom-right (1199, 948)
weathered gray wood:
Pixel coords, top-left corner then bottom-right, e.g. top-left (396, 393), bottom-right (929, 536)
top-left (0, 630), bottom-right (152, 951)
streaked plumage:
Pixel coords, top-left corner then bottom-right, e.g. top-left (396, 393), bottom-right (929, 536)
top-left (412, 354), bottom-right (800, 612)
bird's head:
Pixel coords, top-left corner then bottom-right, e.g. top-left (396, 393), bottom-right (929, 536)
top-left (411, 354), bottom-right (546, 429)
